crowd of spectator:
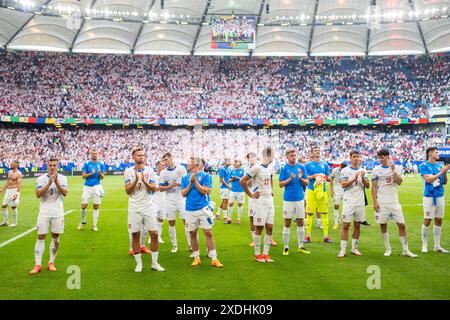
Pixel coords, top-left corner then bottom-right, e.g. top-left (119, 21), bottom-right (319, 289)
top-left (0, 126), bottom-right (444, 171)
top-left (0, 51), bottom-right (448, 119)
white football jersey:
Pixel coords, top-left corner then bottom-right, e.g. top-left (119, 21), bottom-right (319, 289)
top-left (331, 167), bottom-right (344, 192)
top-left (248, 162), bottom-right (273, 196)
top-left (124, 166), bottom-right (157, 212)
top-left (159, 164), bottom-right (187, 201)
top-left (340, 166), bottom-right (368, 206)
top-left (154, 174), bottom-right (166, 205)
top-left (245, 164), bottom-right (258, 192)
top-left (371, 165), bottom-right (401, 204)
top-left (35, 174), bottom-right (67, 218)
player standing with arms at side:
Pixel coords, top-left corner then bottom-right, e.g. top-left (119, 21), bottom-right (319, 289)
top-left (241, 146), bottom-right (275, 263)
top-left (181, 157), bottom-right (223, 268)
top-left (226, 160), bottom-right (245, 224)
top-left (330, 162), bottom-right (347, 230)
top-left (30, 158), bottom-right (68, 275)
top-left (337, 151), bottom-right (370, 258)
top-left (78, 149), bottom-right (105, 231)
top-left (124, 147), bottom-right (164, 272)
top-left (159, 153), bottom-right (188, 253)
top-left (371, 149), bottom-right (417, 257)
top-left (0, 161), bottom-right (22, 227)
top-left (304, 146), bottom-right (332, 243)
top-left (419, 147), bottom-right (450, 253)
top-left (216, 158), bottom-right (232, 221)
top-left (279, 148), bottom-right (310, 255)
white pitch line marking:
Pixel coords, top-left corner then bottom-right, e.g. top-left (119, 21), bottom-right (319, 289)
top-left (0, 210), bottom-right (74, 249)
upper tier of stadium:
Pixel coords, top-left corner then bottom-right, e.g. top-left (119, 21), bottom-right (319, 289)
top-left (0, 51), bottom-right (448, 119)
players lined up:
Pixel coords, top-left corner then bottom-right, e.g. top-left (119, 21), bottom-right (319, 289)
top-left (1, 144), bottom-right (447, 274)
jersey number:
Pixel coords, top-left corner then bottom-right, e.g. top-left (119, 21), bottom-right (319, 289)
top-left (386, 177), bottom-right (392, 184)
top-left (264, 178), bottom-right (270, 186)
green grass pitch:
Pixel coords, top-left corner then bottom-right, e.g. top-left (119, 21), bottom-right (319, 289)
top-left (0, 174), bottom-right (449, 300)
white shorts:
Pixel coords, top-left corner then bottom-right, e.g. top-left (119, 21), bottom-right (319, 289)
top-left (128, 210), bottom-right (157, 233)
top-left (333, 189), bottom-right (344, 205)
top-left (341, 204), bottom-right (366, 223)
top-left (229, 192), bottom-right (245, 204)
top-left (185, 206), bottom-right (214, 232)
top-left (374, 203), bottom-right (405, 224)
top-left (248, 197), bottom-right (256, 218)
top-left (2, 188), bottom-right (20, 207)
top-left (220, 188), bottom-right (230, 200)
top-left (253, 196), bottom-right (275, 226)
top-left (283, 200), bottom-right (305, 220)
top-left (36, 215), bottom-right (64, 235)
top-left (157, 206), bottom-right (167, 220)
top-left (166, 199), bottom-right (186, 221)
top-left (81, 186), bottom-right (102, 205)
top-left (423, 196), bottom-right (445, 220)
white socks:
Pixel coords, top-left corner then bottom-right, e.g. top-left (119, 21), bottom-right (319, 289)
top-left (340, 240), bottom-right (347, 251)
top-left (34, 239), bottom-right (45, 266)
top-left (93, 209), bottom-right (99, 227)
top-left (228, 207), bottom-right (233, 220)
top-left (81, 208), bottom-right (87, 224)
top-left (382, 232), bottom-right (391, 251)
top-left (434, 225), bottom-right (442, 248)
top-left (297, 226), bottom-right (305, 248)
top-left (263, 235), bottom-right (272, 256)
top-left (351, 238), bottom-right (359, 250)
top-left (12, 208), bottom-right (18, 224)
top-left (140, 230), bottom-right (146, 247)
top-left (399, 236), bottom-right (409, 252)
top-left (209, 249), bottom-right (217, 260)
top-left (169, 225), bottom-right (177, 247)
top-left (49, 238), bottom-right (59, 264)
top-left (251, 230), bottom-right (255, 242)
top-left (237, 207), bottom-right (242, 220)
top-left (254, 234), bottom-right (262, 256)
top-left (333, 209), bottom-right (339, 225)
top-left (422, 224), bottom-right (429, 247)
top-left (3, 208), bottom-right (8, 222)
top-left (151, 251), bottom-right (159, 265)
top-left (283, 227), bottom-right (290, 249)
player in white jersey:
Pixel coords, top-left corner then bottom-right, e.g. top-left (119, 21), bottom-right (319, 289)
top-left (371, 149), bottom-right (417, 257)
top-left (337, 151), bottom-right (370, 258)
top-left (155, 160), bottom-right (167, 244)
top-left (124, 146), bottom-right (164, 272)
top-left (241, 146), bottom-right (275, 263)
top-left (245, 152), bottom-right (258, 247)
top-left (159, 152), bottom-right (188, 253)
top-left (30, 158), bottom-right (68, 275)
top-left (128, 154), bottom-right (152, 256)
top-left (0, 161), bottom-right (22, 227)
top-left (330, 162), bottom-right (347, 230)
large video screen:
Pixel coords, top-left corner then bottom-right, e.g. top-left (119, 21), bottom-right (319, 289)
top-left (210, 15), bottom-right (256, 49)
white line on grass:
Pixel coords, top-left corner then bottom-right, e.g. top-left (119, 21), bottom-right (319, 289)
top-left (0, 210), bottom-right (74, 249)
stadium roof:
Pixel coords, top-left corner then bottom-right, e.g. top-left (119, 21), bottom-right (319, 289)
top-left (0, 0), bottom-right (449, 56)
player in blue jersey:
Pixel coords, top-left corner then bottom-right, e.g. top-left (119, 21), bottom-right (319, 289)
top-left (181, 157), bottom-right (223, 268)
top-left (419, 147), bottom-right (450, 253)
top-left (304, 146), bottom-right (332, 243)
top-left (279, 148), bottom-right (310, 255)
top-left (216, 158), bottom-right (232, 220)
top-left (226, 160), bottom-right (246, 225)
top-left (77, 150), bottom-right (105, 231)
